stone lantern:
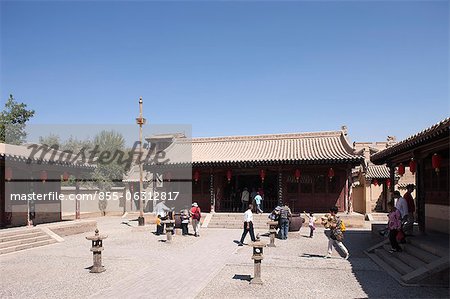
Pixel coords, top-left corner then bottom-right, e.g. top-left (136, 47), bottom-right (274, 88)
top-left (86, 228), bottom-right (108, 273)
top-left (161, 219), bottom-right (175, 243)
top-left (250, 234), bottom-right (266, 285)
top-left (267, 220), bottom-right (278, 247)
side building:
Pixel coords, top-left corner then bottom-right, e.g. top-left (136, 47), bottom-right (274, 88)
top-left (371, 118), bottom-right (449, 234)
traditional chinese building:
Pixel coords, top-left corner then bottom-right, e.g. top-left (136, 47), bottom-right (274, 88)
top-left (148, 128), bottom-right (364, 213)
top-left (352, 141), bottom-right (415, 216)
top-left (371, 118), bottom-right (449, 234)
top-left (1, 143), bottom-right (94, 227)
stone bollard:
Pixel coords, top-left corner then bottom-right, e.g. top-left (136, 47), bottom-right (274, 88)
top-left (250, 234), bottom-right (266, 285)
top-left (267, 221), bottom-right (278, 247)
top-left (162, 220), bottom-right (175, 243)
top-left (86, 228), bottom-right (108, 273)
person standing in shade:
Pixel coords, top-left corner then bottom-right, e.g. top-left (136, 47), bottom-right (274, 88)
top-left (238, 204), bottom-right (256, 246)
top-left (387, 201), bottom-right (403, 253)
top-left (394, 191), bottom-right (408, 227)
top-left (254, 192), bottom-right (263, 214)
top-left (190, 202), bottom-right (201, 237)
top-left (323, 206), bottom-right (349, 259)
top-left (241, 187), bottom-right (249, 212)
top-left (279, 202), bottom-right (292, 240)
top-left (403, 184), bottom-right (416, 235)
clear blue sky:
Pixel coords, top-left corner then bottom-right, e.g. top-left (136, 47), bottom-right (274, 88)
top-left (1, 1), bottom-right (448, 142)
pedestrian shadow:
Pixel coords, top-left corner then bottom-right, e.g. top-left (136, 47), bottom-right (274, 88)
top-left (84, 266), bottom-right (93, 270)
top-left (232, 274), bottom-right (251, 281)
top-left (121, 221), bottom-right (132, 227)
top-left (300, 253), bottom-right (326, 258)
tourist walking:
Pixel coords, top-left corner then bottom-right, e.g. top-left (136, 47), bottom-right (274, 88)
top-left (304, 211), bottom-right (316, 238)
top-left (387, 201), bottom-right (403, 253)
top-left (241, 187), bottom-right (250, 212)
top-left (190, 202), bottom-right (201, 237)
top-left (181, 209), bottom-right (190, 236)
top-left (279, 203), bottom-right (292, 240)
top-left (322, 206), bottom-right (349, 259)
top-left (403, 184), bottom-right (416, 235)
top-left (254, 192), bottom-right (263, 214)
top-left (238, 204), bottom-right (256, 246)
top-left (258, 187), bottom-right (264, 211)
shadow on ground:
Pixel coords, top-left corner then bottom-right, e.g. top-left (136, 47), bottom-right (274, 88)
top-left (341, 230), bottom-right (448, 298)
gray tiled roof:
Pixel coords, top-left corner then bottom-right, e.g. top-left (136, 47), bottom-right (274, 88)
top-left (372, 117), bottom-right (450, 163)
top-left (366, 165), bottom-right (391, 179)
top-left (159, 130), bottom-right (363, 166)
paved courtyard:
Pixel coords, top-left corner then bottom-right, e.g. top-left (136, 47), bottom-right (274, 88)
top-left (0, 216), bottom-right (448, 299)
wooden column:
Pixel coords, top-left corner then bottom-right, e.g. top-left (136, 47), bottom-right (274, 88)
top-left (277, 170), bottom-right (283, 206)
top-left (389, 164), bottom-right (395, 195)
top-left (75, 180), bottom-right (80, 220)
top-left (417, 158), bottom-right (425, 233)
top-left (210, 171), bottom-right (215, 213)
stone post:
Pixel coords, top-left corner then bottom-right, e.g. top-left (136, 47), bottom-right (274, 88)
top-left (162, 220), bottom-right (175, 243)
top-left (267, 221), bottom-right (278, 247)
top-left (250, 235), bottom-right (266, 285)
top-left (86, 228), bottom-right (108, 273)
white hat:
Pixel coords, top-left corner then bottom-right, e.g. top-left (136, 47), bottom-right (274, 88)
top-left (192, 202), bottom-right (198, 207)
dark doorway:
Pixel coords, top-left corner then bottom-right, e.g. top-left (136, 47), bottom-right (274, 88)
top-left (219, 172), bottom-right (278, 213)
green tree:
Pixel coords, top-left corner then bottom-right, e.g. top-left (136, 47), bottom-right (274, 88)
top-left (0, 95), bottom-right (35, 144)
top-left (39, 134), bottom-right (61, 148)
top-left (91, 130), bottom-right (127, 214)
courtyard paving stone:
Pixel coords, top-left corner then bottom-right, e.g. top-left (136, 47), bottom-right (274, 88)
top-left (0, 217), bottom-right (448, 299)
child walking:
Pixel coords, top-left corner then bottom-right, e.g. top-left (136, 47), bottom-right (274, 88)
top-left (155, 215), bottom-right (162, 235)
top-left (304, 211), bottom-right (316, 238)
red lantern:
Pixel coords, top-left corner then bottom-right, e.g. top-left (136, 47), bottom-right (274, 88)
top-left (63, 171), bottom-right (70, 181)
top-left (328, 167), bottom-right (334, 181)
top-left (193, 170), bottom-right (200, 183)
top-left (409, 159), bottom-right (416, 175)
top-left (165, 171), bottom-right (172, 182)
top-left (432, 153), bottom-right (442, 174)
top-left (295, 168), bottom-right (301, 182)
top-left (260, 169), bottom-right (266, 183)
top-left (397, 163), bottom-right (405, 176)
top-left (5, 167), bottom-right (12, 181)
top-left (226, 170), bottom-right (232, 183)
top-left (386, 178), bottom-right (391, 189)
top-left (373, 179), bottom-right (378, 186)
top-left (40, 170), bottom-right (48, 182)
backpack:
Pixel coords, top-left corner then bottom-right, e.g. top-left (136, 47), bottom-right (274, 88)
top-left (192, 207), bottom-right (201, 220)
top-left (340, 220), bottom-right (346, 232)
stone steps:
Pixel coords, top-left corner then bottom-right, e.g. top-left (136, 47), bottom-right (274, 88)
top-left (0, 227), bottom-right (57, 255)
top-left (374, 248), bottom-right (415, 275)
top-left (208, 213), bottom-right (271, 229)
top-left (0, 234), bottom-right (50, 249)
top-left (366, 234), bottom-right (449, 286)
top-left (382, 244), bottom-right (426, 270)
top-left (0, 230), bottom-right (45, 243)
